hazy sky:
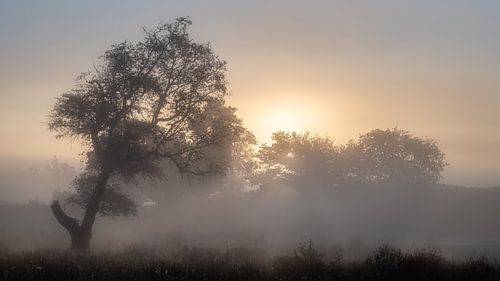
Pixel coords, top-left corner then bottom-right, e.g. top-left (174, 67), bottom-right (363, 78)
top-left (1, 0), bottom-right (499, 187)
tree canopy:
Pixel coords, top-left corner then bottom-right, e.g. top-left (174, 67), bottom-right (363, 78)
top-left (256, 132), bottom-right (337, 187)
top-left (255, 129), bottom-right (447, 189)
top-left (49, 18), bottom-right (241, 180)
top-left (338, 128), bottom-right (447, 186)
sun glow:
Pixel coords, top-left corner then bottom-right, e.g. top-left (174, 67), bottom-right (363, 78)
top-left (256, 107), bottom-right (314, 142)
top-left (235, 88), bottom-right (333, 143)
top-left (266, 110), bottom-right (305, 133)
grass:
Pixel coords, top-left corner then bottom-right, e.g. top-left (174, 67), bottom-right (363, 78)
top-left (1, 243), bottom-right (499, 281)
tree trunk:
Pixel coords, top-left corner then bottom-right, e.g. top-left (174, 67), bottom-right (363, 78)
top-left (50, 171), bottom-right (110, 251)
top-left (69, 227), bottom-right (91, 251)
top-left (50, 200), bottom-right (89, 250)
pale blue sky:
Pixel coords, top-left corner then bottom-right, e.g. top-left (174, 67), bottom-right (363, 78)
top-left (1, 0), bottom-right (500, 187)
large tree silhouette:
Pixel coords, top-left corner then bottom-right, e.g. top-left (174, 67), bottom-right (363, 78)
top-left (48, 18), bottom-right (245, 250)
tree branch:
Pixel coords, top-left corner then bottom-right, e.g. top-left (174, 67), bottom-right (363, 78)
top-left (50, 200), bottom-right (80, 234)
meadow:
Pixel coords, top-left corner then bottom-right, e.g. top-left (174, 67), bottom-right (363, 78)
top-left (1, 243), bottom-right (499, 281)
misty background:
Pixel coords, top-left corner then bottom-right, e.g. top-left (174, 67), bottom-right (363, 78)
top-left (1, 0), bottom-right (500, 187)
top-left (1, 0), bottom-right (500, 260)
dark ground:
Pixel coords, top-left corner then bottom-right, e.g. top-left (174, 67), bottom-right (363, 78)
top-left (1, 244), bottom-right (499, 281)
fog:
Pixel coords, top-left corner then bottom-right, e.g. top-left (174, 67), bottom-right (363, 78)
top-left (2, 151), bottom-right (500, 260)
top-left (2, 1), bottom-right (500, 188)
top-left (1, 3), bottom-right (500, 271)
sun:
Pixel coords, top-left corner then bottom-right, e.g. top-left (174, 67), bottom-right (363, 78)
top-left (266, 110), bottom-right (305, 133)
top-left (243, 90), bottom-right (329, 143)
top-left (255, 108), bottom-right (311, 142)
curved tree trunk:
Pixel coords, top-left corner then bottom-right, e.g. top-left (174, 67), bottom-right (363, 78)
top-left (50, 171), bottom-right (110, 251)
top-left (50, 200), bottom-right (90, 250)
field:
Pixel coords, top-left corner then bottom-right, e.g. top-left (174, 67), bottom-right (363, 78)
top-left (1, 244), bottom-right (499, 281)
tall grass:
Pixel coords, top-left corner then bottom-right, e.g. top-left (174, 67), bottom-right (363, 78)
top-left (1, 244), bottom-right (499, 281)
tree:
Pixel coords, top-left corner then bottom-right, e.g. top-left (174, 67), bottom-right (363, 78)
top-left (48, 18), bottom-right (246, 250)
top-left (256, 132), bottom-right (338, 188)
top-left (338, 128), bottom-right (447, 186)
top-left (214, 129), bottom-right (258, 191)
top-left (255, 129), bottom-right (447, 189)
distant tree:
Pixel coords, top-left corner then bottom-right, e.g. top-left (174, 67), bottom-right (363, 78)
top-left (338, 128), bottom-right (447, 186)
top-left (45, 156), bottom-right (76, 190)
top-left (48, 18), bottom-right (246, 250)
top-left (256, 129), bottom-right (447, 189)
top-left (256, 132), bottom-right (338, 188)
top-left (216, 129), bottom-right (259, 191)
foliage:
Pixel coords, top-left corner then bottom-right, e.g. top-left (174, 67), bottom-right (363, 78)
top-left (48, 18), bottom-right (247, 223)
top-left (65, 173), bottom-right (137, 217)
top-left (365, 245), bottom-right (404, 278)
top-left (256, 132), bottom-right (337, 187)
top-left (294, 239), bottom-right (325, 263)
top-left (49, 18), bottom-right (238, 180)
top-left (273, 240), bottom-right (328, 281)
top-left (255, 128), bottom-right (448, 190)
top-left (339, 128), bottom-right (447, 186)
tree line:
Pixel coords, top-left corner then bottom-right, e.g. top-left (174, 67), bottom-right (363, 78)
top-left (253, 129), bottom-right (446, 189)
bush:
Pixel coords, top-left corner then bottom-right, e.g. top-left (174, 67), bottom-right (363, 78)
top-left (273, 240), bottom-right (328, 281)
top-left (365, 245), bottom-right (404, 280)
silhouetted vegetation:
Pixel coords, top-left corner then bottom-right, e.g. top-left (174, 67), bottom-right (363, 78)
top-left (1, 244), bottom-right (499, 281)
top-left (255, 129), bottom-right (447, 189)
top-left (42, 14), bottom-right (455, 254)
top-left (47, 18), bottom-right (248, 250)
top-left (4, 14), bottom-right (488, 279)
